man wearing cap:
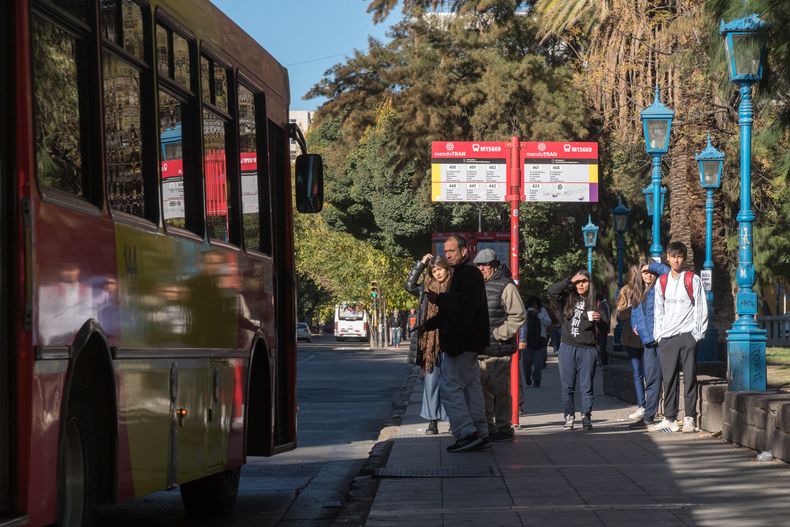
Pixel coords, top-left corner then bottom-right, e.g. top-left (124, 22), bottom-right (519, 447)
top-left (474, 248), bottom-right (525, 441)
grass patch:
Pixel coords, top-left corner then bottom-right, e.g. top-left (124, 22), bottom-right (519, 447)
top-left (767, 347), bottom-right (790, 389)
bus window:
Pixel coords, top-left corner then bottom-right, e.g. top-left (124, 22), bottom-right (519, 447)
top-left (157, 21), bottom-right (198, 234)
top-left (201, 56), bottom-right (228, 114)
top-left (159, 92), bottom-right (187, 228)
top-left (238, 84), bottom-right (270, 254)
top-left (101, 0), bottom-right (145, 61)
top-left (31, 15), bottom-right (90, 200)
top-left (172, 32), bottom-right (190, 89)
top-left (203, 109), bottom-right (231, 242)
top-left (156, 24), bottom-right (169, 78)
top-left (201, 54), bottom-right (233, 244)
top-left (102, 52), bottom-right (145, 217)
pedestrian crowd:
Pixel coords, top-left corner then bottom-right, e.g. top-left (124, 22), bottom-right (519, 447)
top-left (400, 236), bottom-right (709, 452)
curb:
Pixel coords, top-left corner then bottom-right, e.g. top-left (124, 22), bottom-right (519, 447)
top-left (331, 365), bottom-right (419, 525)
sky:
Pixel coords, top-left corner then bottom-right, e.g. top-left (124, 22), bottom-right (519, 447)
top-left (210, 1), bottom-right (402, 110)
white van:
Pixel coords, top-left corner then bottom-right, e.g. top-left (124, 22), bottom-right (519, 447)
top-left (334, 303), bottom-right (369, 341)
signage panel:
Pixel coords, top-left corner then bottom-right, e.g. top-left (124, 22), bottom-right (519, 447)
top-left (431, 141), bottom-right (509, 202)
top-left (520, 142), bottom-right (599, 202)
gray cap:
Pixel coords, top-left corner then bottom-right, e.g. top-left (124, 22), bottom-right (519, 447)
top-left (473, 248), bottom-right (497, 264)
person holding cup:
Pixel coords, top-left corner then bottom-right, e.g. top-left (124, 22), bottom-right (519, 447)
top-left (548, 270), bottom-right (608, 431)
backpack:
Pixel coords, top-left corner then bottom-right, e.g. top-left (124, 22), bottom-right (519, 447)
top-left (526, 310), bottom-right (546, 348)
top-left (658, 271), bottom-right (695, 305)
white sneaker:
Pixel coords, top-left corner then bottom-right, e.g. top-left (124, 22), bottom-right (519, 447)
top-left (682, 416), bottom-right (696, 433)
top-left (563, 415), bottom-right (575, 430)
top-left (628, 407), bottom-right (645, 420)
top-left (649, 418), bottom-right (679, 432)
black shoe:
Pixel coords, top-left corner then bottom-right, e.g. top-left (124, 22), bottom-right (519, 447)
top-left (582, 416), bottom-right (593, 430)
top-left (524, 377), bottom-right (532, 386)
top-left (490, 430), bottom-right (515, 442)
top-left (477, 437), bottom-right (493, 450)
top-left (447, 433), bottom-right (483, 452)
top-left (628, 419), bottom-right (647, 429)
top-left (426, 420), bottom-right (438, 435)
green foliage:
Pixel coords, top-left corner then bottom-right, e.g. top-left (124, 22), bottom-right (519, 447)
top-left (307, 6), bottom-right (592, 263)
top-left (294, 209), bottom-right (416, 322)
top-left (518, 201), bottom-right (585, 298)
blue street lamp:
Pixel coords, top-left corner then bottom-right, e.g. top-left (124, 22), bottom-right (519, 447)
top-left (612, 197), bottom-right (630, 352)
top-left (642, 185), bottom-right (666, 218)
top-left (582, 215), bottom-right (599, 274)
top-left (640, 86), bottom-right (674, 260)
top-left (613, 197), bottom-right (630, 289)
top-left (695, 133), bottom-right (724, 363)
top-left (720, 14), bottom-right (769, 391)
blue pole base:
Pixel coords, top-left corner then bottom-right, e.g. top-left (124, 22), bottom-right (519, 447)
top-left (726, 318), bottom-right (767, 392)
top-left (698, 327), bottom-right (718, 363)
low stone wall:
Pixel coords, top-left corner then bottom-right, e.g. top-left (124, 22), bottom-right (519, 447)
top-left (720, 390), bottom-right (790, 461)
top-left (601, 361), bottom-right (639, 404)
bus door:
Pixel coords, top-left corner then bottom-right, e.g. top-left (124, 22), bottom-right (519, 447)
top-left (0, 0), bottom-right (13, 516)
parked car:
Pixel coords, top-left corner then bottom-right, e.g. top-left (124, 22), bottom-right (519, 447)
top-left (297, 322), bottom-right (312, 342)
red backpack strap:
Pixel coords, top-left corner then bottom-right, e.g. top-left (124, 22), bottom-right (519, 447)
top-left (683, 271), bottom-right (695, 305)
top-left (659, 273), bottom-right (668, 297)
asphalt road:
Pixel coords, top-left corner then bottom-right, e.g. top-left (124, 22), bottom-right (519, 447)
top-left (95, 335), bottom-right (412, 526)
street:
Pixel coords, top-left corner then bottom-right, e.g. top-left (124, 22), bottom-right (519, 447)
top-left (95, 336), bottom-right (412, 526)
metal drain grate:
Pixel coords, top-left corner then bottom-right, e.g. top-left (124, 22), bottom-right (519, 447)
top-left (375, 465), bottom-right (499, 478)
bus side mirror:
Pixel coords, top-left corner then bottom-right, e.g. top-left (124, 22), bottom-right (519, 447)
top-left (295, 154), bottom-right (323, 213)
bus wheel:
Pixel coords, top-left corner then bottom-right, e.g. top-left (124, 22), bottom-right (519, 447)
top-left (59, 397), bottom-right (97, 527)
top-left (180, 466), bottom-right (240, 516)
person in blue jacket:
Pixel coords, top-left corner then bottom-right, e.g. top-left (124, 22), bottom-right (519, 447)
top-left (629, 258), bottom-right (670, 428)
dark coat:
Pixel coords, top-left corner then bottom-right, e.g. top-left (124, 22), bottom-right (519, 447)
top-left (423, 259), bottom-right (489, 356)
top-left (403, 260), bottom-right (429, 326)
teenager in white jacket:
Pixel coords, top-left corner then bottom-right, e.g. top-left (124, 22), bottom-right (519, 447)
top-left (651, 242), bottom-right (708, 433)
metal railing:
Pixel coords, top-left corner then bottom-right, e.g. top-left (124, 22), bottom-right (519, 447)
top-left (757, 315), bottom-right (790, 346)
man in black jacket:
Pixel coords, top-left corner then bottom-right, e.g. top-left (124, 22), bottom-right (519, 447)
top-left (424, 235), bottom-right (490, 452)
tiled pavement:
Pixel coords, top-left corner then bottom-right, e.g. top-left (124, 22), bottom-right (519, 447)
top-left (366, 354), bottom-right (790, 526)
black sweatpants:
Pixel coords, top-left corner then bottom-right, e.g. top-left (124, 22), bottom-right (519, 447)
top-left (658, 332), bottom-right (698, 420)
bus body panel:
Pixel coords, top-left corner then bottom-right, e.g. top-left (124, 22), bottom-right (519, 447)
top-left (11, 0), bottom-right (302, 522)
top-left (27, 364), bottom-right (68, 525)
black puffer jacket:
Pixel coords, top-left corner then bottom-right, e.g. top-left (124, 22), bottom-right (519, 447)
top-left (403, 260), bottom-right (429, 326)
top-left (423, 259), bottom-right (489, 356)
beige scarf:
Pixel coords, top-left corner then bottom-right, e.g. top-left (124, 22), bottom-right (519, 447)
top-left (419, 268), bottom-right (451, 373)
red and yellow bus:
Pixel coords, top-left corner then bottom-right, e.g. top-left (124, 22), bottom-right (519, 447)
top-left (1, 0), bottom-right (323, 525)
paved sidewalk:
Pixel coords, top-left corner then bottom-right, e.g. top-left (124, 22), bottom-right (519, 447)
top-left (366, 354), bottom-right (790, 526)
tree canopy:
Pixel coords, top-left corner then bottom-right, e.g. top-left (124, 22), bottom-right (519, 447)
top-left (296, 0), bottom-right (790, 324)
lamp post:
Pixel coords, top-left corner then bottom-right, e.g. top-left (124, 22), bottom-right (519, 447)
top-left (695, 133), bottom-right (725, 363)
top-left (642, 184), bottom-right (666, 263)
top-left (612, 197), bottom-right (630, 352)
top-left (720, 14), bottom-right (769, 391)
top-left (582, 215), bottom-right (599, 274)
top-left (640, 86), bottom-right (674, 260)
top-left (613, 197), bottom-right (630, 289)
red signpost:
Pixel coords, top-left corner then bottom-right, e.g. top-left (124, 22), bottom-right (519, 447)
top-left (508, 137), bottom-right (521, 426)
